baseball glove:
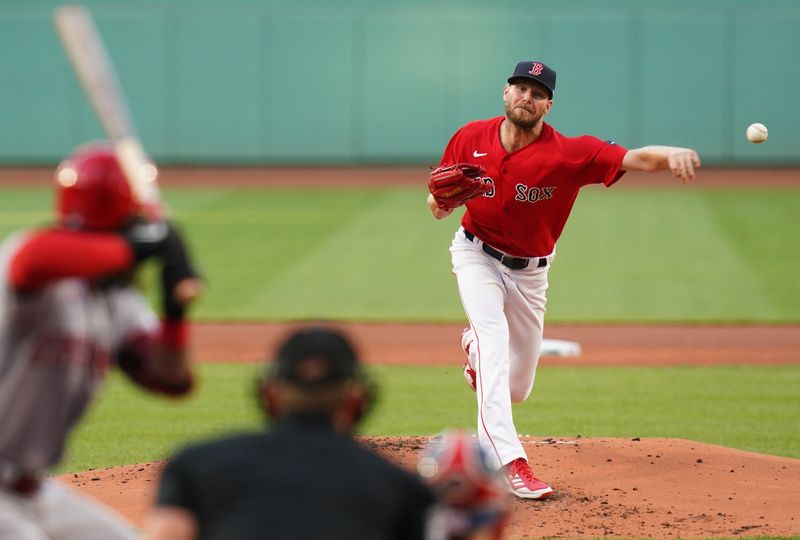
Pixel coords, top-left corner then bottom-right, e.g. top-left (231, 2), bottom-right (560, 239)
top-left (429, 163), bottom-right (490, 210)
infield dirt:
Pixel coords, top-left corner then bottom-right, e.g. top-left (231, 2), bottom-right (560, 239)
top-left (62, 434), bottom-right (800, 538)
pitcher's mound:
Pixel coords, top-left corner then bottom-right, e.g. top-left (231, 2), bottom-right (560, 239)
top-left (60, 437), bottom-right (799, 538)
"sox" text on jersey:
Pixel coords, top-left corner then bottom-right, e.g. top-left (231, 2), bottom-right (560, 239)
top-left (514, 184), bottom-right (557, 204)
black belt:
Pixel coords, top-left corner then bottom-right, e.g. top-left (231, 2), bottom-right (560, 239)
top-left (463, 229), bottom-right (547, 270)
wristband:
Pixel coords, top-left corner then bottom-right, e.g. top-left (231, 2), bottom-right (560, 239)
top-left (161, 319), bottom-right (188, 350)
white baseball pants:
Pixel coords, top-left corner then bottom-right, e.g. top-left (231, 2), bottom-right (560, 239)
top-left (0, 480), bottom-right (137, 540)
top-left (450, 227), bottom-right (552, 469)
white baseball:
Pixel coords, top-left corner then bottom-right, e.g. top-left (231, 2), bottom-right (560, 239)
top-left (746, 123), bottom-right (768, 144)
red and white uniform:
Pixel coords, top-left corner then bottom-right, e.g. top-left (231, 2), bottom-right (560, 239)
top-left (441, 117), bottom-right (627, 467)
top-left (0, 229), bottom-right (154, 540)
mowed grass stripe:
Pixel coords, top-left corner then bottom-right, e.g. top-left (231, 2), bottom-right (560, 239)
top-left (170, 188), bottom-right (367, 224)
top-left (247, 189), bottom-right (462, 320)
top-left (183, 187), bottom-right (800, 322)
top-left (1, 186), bottom-right (798, 322)
top-left (58, 363), bottom-right (800, 472)
top-left (173, 189), bottom-right (390, 318)
top-left (701, 190), bottom-right (800, 317)
top-left (549, 188), bottom-right (786, 322)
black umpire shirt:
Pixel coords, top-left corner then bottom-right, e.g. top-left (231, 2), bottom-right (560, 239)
top-left (156, 413), bottom-right (436, 540)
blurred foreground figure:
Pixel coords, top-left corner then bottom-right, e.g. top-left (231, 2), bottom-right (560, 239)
top-left (0, 142), bottom-right (201, 539)
top-left (420, 431), bottom-right (511, 540)
top-left (147, 325), bottom-right (436, 540)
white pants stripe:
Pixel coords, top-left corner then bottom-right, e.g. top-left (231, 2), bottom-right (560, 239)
top-left (450, 228), bottom-right (551, 468)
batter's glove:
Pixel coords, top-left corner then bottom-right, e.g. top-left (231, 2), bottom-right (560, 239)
top-left (428, 163), bottom-right (490, 211)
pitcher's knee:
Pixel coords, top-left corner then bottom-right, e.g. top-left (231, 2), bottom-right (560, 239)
top-left (510, 385), bottom-right (533, 403)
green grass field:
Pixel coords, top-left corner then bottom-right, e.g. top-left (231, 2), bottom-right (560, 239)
top-left (3, 182), bottom-right (797, 538)
top-left (60, 362), bottom-right (800, 472)
top-left (2, 185), bottom-right (799, 322)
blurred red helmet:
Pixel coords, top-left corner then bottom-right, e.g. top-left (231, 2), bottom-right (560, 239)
top-left (419, 431), bottom-right (510, 540)
top-left (55, 143), bottom-right (139, 230)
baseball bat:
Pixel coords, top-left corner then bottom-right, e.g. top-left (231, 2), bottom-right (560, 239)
top-left (54, 4), bottom-right (161, 213)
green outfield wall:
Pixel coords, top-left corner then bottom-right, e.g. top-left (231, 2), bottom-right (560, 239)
top-left (1, 0), bottom-right (798, 165)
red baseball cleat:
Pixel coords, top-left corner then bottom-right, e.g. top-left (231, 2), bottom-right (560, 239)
top-left (503, 458), bottom-right (553, 500)
top-left (460, 328), bottom-right (477, 392)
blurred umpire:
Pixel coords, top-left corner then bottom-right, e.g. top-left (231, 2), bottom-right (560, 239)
top-left (146, 326), bottom-right (436, 540)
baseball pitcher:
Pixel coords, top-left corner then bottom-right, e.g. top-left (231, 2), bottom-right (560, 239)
top-left (427, 60), bottom-right (700, 499)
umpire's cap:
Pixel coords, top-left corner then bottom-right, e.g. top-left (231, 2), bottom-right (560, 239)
top-left (268, 326), bottom-right (363, 388)
top-left (508, 61), bottom-right (556, 98)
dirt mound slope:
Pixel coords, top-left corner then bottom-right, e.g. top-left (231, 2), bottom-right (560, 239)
top-left (59, 436), bottom-right (799, 538)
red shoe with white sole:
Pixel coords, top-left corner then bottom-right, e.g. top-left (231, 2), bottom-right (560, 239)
top-left (503, 458), bottom-right (553, 500)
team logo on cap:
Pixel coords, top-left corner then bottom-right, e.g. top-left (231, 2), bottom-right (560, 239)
top-left (529, 62), bottom-right (544, 76)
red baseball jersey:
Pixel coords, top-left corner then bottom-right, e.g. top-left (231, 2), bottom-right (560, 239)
top-left (439, 117), bottom-right (628, 257)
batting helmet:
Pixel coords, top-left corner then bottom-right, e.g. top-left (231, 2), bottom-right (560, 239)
top-left (55, 142), bottom-right (138, 230)
top-left (418, 431), bottom-right (510, 540)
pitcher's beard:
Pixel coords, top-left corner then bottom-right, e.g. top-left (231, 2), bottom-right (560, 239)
top-left (505, 103), bottom-right (542, 130)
